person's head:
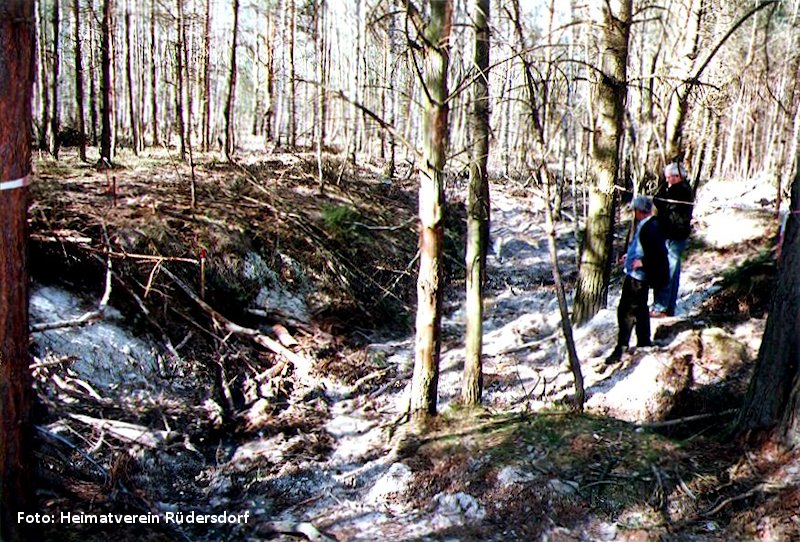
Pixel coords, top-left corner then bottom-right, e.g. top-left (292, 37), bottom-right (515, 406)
top-left (664, 162), bottom-right (686, 186)
top-left (631, 195), bottom-right (653, 220)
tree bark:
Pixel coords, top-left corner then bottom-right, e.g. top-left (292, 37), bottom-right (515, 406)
top-left (50, 0), bottom-right (61, 159)
top-left (737, 166), bottom-right (800, 445)
top-left (99, 0), bottom-right (113, 165)
top-left (36, 0), bottom-right (50, 150)
top-left (410, 0), bottom-right (451, 420)
top-left (88, 0), bottom-right (98, 146)
top-left (315, 0), bottom-right (326, 190)
top-left (180, 0), bottom-right (196, 207)
top-left (462, 0), bottom-right (490, 406)
top-left (264, 10), bottom-right (275, 143)
top-left (150, 0), bottom-right (159, 146)
top-left (201, 0), bottom-right (211, 150)
top-left (73, 0), bottom-right (87, 161)
top-left (663, 0), bottom-right (703, 162)
top-left (288, 0), bottom-right (296, 147)
top-left (0, 3), bottom-right (35, 540)
top-left (124, 3), bottom-right (139, 155)
top-left (224, 0), bottom-right (239, 161)
top-left (572, 0), bottom-right (631, 326)
top-left (174, 0), bottom-right (186, 161)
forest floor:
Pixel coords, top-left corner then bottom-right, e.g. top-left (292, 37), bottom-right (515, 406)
top-left (26, 145), bottom-right (800, 541)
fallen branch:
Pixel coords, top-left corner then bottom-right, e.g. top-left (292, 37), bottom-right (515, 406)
top-left (496, 331), bottom-right (559, 355)
top-left (639, 409), bottom-right (737, 429)
top-left (31, 231), bottom-right (92, 244)
top-left (69, 414), bottom-right (177, 449)
top-left (160, 266), bottom-right (315, 384)
top-left (35, 425), bottom-right (110, 482)
top-left (701, 481), bottom-right (782, 516)
top-left (29, 355), bottom-right (78, 370)
top-left (30, 310), bottom-right (104, 332)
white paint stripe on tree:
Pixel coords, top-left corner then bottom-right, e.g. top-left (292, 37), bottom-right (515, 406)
top-left (0, 175), bottom-right (31, 191)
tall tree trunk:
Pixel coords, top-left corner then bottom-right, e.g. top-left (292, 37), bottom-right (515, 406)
top-left (572, 0), bottom-right (632, 326)
top-left (99, 0), bottom-right (113, 165)
top-left (175, 0), bottom-right (186, 160)
top-left (264, 9), bottom-right (275, 143)
top-left (251, 40), bottom-right (262, 136)
top-left (410, 0), bottom-right (452, 420)
top-left (348, 0), bottom-right (362, 164)
top-left (737, 162), bottom-right (800, 447)
top-left (88, 0), bottom-right (98, 146)
top-left (315, 0), bottom-right (326, 190)
top-left (288, 0), bottom-right (296, 147)
top-left (124, 3), bottom-right (139, 155)
top-left (180, 0), bottom-right (196, 207)
top-left (224, 0), bottom-right (239, 161)
top-left (0, 3), bottom-right (35, 540)
top-left (512, 0), bottom-right (585, 409)
top-left (385, 12), bottom-right (397, 179)
top-left (201, 0), bottom-right (211, 150)
top-left (663, 0), bottom-right (703, 162)
top-left (36, 0), bottom-right (50, 150)
top-left (50, 0), bottom-right (61, 158)
top-left (74, 0), bottom-right (87, 161)
top-left (462, 0), bottom-right (490, 406)
top-left (150, 0), bottom-right (159, 146)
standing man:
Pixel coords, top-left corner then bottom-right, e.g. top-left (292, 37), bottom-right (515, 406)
top-left (651, 162), bottom-right (694, 317)
top-left (606, 196), bottom-right (669, 364)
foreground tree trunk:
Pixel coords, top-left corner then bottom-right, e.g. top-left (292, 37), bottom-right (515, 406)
top-left (410, 0), bottom-right (452, 420)
top-left (0, 3), bottom-right (35, 540)
top-left (737, 167), bottom-right (800, 446)
top-left (462, 0), bottom-right (490, 406)
top-left (572, 0), bottom-right (631, 325)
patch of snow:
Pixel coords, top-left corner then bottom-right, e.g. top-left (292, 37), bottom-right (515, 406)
top-left (365, 462), bottom-right (414, 506)
top-left (497, 465), bottom-right (538, 487)
top-left (325, 401), bottom-right (383, 464)
top-left (31, 285), bottom-right (159, 390)
top-left (432, 491), bottom-right (486, 525)
top-left (548, 478), bottom-right (580, 495)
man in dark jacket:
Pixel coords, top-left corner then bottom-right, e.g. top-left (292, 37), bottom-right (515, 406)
top-left (651, 162), bottom-right (693, 317)
top-left (606, 196), bottom-right (669, 364)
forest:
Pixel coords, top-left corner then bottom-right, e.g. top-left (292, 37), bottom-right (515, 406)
top-left (4, 0), bottom-right (800, 540)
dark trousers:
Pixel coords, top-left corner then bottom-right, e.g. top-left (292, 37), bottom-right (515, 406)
top-left (616, 275), bottom-right (651, 350)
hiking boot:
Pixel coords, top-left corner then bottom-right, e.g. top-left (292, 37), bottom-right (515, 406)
top-left (605, 346), bottom-right (624, 365)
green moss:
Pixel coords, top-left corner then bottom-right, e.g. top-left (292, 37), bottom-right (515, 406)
top-left (321, 204), bottom-right (363, 244)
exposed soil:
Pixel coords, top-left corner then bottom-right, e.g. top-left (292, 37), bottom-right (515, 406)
top-left (26, 146), bottom-right (797, 541)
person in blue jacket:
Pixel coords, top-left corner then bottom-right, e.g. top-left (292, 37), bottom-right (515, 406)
top-left (606, 195), bottom-right (669, 364)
